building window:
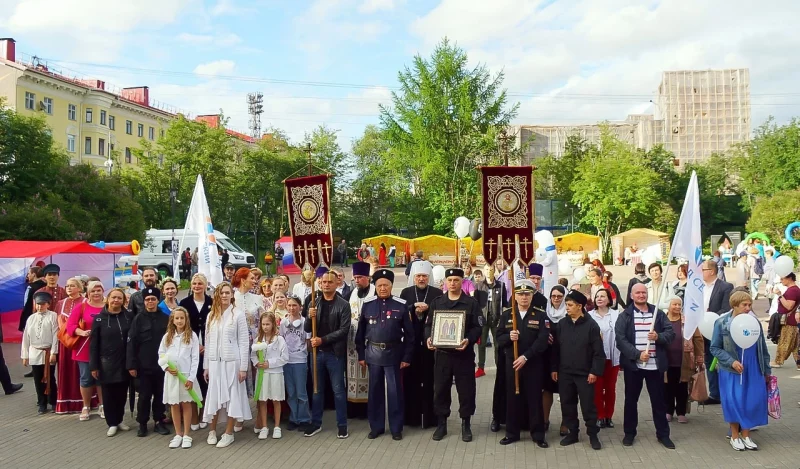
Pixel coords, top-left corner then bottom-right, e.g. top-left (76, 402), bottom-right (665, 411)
top-left (137, 123), bottom-right (144, 137)
top-left (125, 147), bottom-right (132, 164)
top-left (67, 134), bottom-right (76, 153)
top-left (148, 127), bottom-right (155, 140)
top-left (99, 138), bottom-right (105, 156)
top-left (125, 120), bottom-right (132, 134)
top-left (160, 129), bottom-right (165, 138)
top-left (25, 92), bottom-right (35, 110)
top-left (109, 115), bottom-right (115, 130)
top-left (85, 137), bottom-right (92, 155)
top-left (86, 108), bottom-right (93, 123)
top-left (43, 97), bottom-right (53, 115)
top-left (68, 104), bottom-right (76, 121)
top-left (100, 110), bottom-right (106, 126)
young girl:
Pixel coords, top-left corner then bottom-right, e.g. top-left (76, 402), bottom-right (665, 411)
top-left (158, 307), bottom-right (200, 449)
top-left (251, 312), bottom-right (288, 440)
top-left (279, 296), bottom-right (311, 432)
top-left (269, 291), bottom-right (288, 320)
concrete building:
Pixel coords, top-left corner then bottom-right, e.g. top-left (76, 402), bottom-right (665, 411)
top-left (512, 68), bottom-right (750, 167)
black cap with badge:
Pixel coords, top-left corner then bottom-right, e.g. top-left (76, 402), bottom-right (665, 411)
top-left (33, 291), bottom-right (53, 304)
top-left (372, 269), bottom-right (395, 284)
top-left (42, 264), bottom-right (61, 275)
top-left (142, 287), bottom-right (161, 301)
top-left (445, 268), bottom-right (464, 278)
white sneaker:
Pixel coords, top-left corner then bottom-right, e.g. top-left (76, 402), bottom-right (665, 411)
top-left (169, 435), bottom-right (183, 449)
top-left (254, 426), bottom-right (262, 434)
top-left (182, 436), bottom-right (193, 449)
top-left (742, 437), bottom-right (758, 450)
top-left (207, 431), bottom-right (217, 445)
top-left (216, 433), bottom-right (234, 448)
top-left (118, 423), bottom-right (130, 431)
top-left (98, 405), bottom-right (105, 419)
top-left (258, 428), bottom-right (269, 440)
top-left (190, 424), bottom-right (200, 431)
top-left (199, 422), bottom-right (208, 429)
top-left (106, 426), bottom-right (118, 437)
top-left (272, 427), bottom-right (282, 439)
top-left (730, 438), bottom-right (745, 451)
top-left (233, 425), bottom-right (244, 433)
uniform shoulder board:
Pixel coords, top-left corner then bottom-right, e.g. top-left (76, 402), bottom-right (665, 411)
top-left (392, 296), bottom-right (407, 305)
top-left (363, 296), bottom-right (377, 303)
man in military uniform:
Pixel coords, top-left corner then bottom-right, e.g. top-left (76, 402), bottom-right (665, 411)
top-left (424, 268), bottom-right (482, 442)
top-left (497, 279), bottom-right (550, 447)
top-left (355, 269), bottom-right (414, 440)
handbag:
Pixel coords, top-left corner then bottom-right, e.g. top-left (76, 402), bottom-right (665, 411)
top-left (57, 301), bottom-right (84, 349)
top-left (767, 375), bottom-right (781, 419)
top-left (689, 367), bottom-right (709, 403)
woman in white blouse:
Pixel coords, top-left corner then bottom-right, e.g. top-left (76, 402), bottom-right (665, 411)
top-left (203, 283), bottom-right (252, 448)
top-left (588, 288), bottom-right (620, 429)
top-left (233, 268), bottom-right (264, 398)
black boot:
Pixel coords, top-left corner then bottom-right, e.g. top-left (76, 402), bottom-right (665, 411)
top-left (137, 423), bottom-right (148, 437)
top-left (461, 418), bottom-right (473, 442)
top-left (432, 419), bottom-right (447, 441)
top-left (490, 418), bottom-right (500, 433)
top-left (560, 432), bottom-right (579, 446)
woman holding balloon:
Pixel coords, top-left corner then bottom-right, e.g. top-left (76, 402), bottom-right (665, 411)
top-left (710, 291), bottom-right (771, 451)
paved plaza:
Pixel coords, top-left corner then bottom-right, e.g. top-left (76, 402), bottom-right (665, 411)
top-left (1, 266), bottom-right (799, 468)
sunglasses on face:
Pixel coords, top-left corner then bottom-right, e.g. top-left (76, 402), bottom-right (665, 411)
top-left (551, 294), bottom-right (564, 299)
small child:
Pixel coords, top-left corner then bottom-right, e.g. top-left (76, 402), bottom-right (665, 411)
top-left (158, 307), bottom-right (200, 449)
top-left (21, 291), bottom-right (59, 414)
top-left (251, 312), bottom-right (288, 440)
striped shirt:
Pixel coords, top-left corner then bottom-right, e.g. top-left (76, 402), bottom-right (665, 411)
top-left (633, 308), bottom-right (657, 370)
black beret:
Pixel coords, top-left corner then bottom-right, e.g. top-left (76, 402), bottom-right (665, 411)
top-left (372, 269), bottom-right (395, 284)
top-left (565, 290), bottom-right (587, 307)
top-left (42, 264), bottom-right (60, 275)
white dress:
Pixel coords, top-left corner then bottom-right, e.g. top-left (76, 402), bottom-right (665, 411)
top-left (158, 331), bottom-right (200, 404)
top-left (250, 336), bottom-right (288, 401)
top-left (234, 289), bottom-right (264, 397)
top-left (203, 307), bottom-right (253, 422)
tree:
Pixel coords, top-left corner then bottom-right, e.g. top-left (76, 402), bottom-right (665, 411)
top-left (746, 189), bottom-right (800, 244)
top-left (683, 153), bottom-right (747, 238)
top-left (379, 38), bottom-right (519, 233)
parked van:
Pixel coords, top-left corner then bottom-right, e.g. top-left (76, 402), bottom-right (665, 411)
top-left (138, 229), bottom-right (255, 278)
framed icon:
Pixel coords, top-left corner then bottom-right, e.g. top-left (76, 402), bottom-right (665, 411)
top-left (431, 310), bottom-right (466, 348)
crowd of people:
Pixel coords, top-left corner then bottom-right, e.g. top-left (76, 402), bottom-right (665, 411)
top-left (3, 254), bottom-right (795, 454)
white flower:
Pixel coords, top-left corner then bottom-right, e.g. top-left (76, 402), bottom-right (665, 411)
top-left (157, 354), bottom-right (169, 368)
top-left (251, 342), bottom-right (268, 352)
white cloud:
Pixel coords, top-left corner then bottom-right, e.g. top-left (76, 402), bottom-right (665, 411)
top-left (193, 60), bottom-right (236, 76)
top-left (358, 0), bottom-right (401, 14)
top-left (210, 0), bottom-right (253, 16)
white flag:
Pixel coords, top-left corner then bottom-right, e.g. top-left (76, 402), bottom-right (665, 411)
top-left (182, 175), bottom-right (223, 287)
top-left (670, 171), bottom-right (703, 340)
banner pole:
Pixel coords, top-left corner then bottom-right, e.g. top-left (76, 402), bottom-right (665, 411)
top-left (507, 235), bottom-right (520, 395)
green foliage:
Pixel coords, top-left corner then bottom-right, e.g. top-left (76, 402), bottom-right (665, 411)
top-left (683, 153), bottom-right (747, 237)
top-left (746, 189), bottom-right (800, 244)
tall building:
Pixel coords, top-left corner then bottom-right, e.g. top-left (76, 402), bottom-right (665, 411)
top-left (0, 38), bottom-right (175, 169)
top-left (512, 68), bottom-right (751, 167)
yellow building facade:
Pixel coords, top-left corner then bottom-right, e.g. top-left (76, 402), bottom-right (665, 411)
top-left (0, 38), bottom-right (173, 169)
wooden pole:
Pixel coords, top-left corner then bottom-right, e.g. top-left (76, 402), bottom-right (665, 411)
top-left (506, 235), bottom-right (520, 395)
top-left (311, 274), bottom-right (318, 394)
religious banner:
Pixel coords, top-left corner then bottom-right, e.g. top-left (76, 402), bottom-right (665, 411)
top-left (284, 174), bottom-right (334, 268)
top-left (480, 166), bottom-right (536, 266)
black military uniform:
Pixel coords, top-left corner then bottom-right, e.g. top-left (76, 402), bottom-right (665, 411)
top-left (355, 269), bottom-right (414, 440)
top-left (496, 279), bottom-right (550, 447)
top-left (126, 287), bottom-right (170, 436)
top-left (424, 268), bottom-right (482, 442)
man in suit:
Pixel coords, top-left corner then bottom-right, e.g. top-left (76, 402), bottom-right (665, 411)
top-left (700, 260), bottom-right (733, 405)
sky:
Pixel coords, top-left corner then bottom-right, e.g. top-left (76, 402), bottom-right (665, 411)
top-left (2, 0), bottom-right (800, 150)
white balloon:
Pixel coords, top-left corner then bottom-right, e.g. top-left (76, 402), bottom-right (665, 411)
top-left (558, 257), bottom-right (572, 276)
top-left (453, 217), bottom-right (470, 239)
top-left (698, 311), bottom-right (719, 340)
top-left (572, 267), bottom-right (586, 282)
top-left (774, 255), bottom-right (794, 278)
top-left (730, 313), bottom-right (761, 349)
top-left (641, 251), bottom-right (657, 267)
top-left (432, 265), bottom-right (446, 283)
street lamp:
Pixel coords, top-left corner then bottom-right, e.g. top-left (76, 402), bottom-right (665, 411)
top-left (254, 196), bottom-right (265, 267)
top-left (170, 186), bottom-right (178, 278)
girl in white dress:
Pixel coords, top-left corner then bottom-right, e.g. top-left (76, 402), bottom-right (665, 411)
top-left (233, 268), bottom-right (265, 400)
top-left (251, 312), bottom-right (288, 440)
top-left (203, 283), bottom-right (252, 448)
top-left (158, 307), bottom-right (200, 449)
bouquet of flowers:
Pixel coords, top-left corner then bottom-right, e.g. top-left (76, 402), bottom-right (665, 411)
top-left (252, 342), bottom-right (269, 399)
top-left (158, 354), bottom-right (203, 408)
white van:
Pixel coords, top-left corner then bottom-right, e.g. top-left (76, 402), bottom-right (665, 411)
top-left (138, 229), bottom-right (256, 278)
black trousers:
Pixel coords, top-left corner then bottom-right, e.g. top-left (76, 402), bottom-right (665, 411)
top-left (433, 351), bottom-right (476, 419)
top-left (505, 361), bottom-right (545, 440)
top-left (491, 345), bottom-right (507, 423)
top-left (196, 353), bottom-right (208, 399)
top-left (31, 364), bottom-right (57, 407)
top-left (0, 344), bottom-right (15, 393)
top-left (559, 372), bottom-right (599, 436)
top-left (664, 366), bottom-right (688, 416)
top-left (137, 372), bottom-right (166, 425)
top-left (623, 368), bottom-right (670, 439)
top-left (101, 381), bottom-right (129, 427)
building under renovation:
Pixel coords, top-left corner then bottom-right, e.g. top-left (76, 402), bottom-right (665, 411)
top-left (513, 68), bottom-right (751, 167)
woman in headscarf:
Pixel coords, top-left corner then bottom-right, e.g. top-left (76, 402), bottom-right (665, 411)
top-left (544, 284), bottom-right (568, 436)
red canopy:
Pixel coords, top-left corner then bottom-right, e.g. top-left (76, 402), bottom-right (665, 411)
top-left (0, 240), bottom-right (110, 258)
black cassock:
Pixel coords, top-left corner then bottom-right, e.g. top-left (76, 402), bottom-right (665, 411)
top-left (399, 285), bottom-right (441, 428)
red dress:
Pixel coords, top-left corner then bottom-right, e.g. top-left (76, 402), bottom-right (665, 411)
top-left (379, 247), bottom-right (387, 266)
top-left (54, 297), bottom-right (98, 413)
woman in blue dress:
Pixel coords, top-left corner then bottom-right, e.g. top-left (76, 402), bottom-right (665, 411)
top-left (710, 291), bottom-right (771, 452)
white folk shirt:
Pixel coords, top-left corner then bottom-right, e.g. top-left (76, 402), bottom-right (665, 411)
top-left (158, 331), bottom-right (200, 382)
top-left (21, 310), bottom-right (58, 365)
top-left (633, 308), bottom-right (657, 371)
top-left (703, 279), bottom-right (717, 312)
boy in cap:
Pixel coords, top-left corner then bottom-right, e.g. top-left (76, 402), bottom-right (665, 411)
top-left (550, 290), bottom-right (605, 450)
top-left (21, 291), bottom-right (59, 414)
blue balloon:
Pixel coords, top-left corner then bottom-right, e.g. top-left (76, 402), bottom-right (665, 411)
top-left (785, 222), bottom-right (800, 247)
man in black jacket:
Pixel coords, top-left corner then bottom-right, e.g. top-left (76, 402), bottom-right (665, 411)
top-left (128, 267), bottom-right (159, 317)
top-left (551, 290), bottom-right (605, 450)
top-left (127, 287), bottom-right (170, 437)
top-left (424, 268), bottom-right (482, 442)
top-left (700, 260), bottom-right (733, 405)
top-left (615, 283), bottom-right (675, 449)
top-left (304, 271), bottom-right (352, 439)
top-left (19, 265), bottom-right (46, 332)
top-left (497, 279), bottom-right (550, 447)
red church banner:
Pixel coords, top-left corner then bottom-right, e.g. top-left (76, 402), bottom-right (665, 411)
top-left (284, 174), bottom-right (334, 269)
top-left (480, 166), bottom-right (536, 266)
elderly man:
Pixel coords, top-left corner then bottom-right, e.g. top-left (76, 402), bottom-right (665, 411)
top-left (355, 269), bottom-right (414, 440)
top-left (400, 260), bottom-right (440, 428)
top-left (615, 283), bottom-right (675, 449)
top-left (700, 260), bottom-right (733, 405)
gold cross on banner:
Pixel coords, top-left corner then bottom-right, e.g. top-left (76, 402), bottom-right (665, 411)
top-left (321, 241), bottom-right (332, 263)
top-left (502, 237), bottom-right (514, 261)
top-left (486, 237), bottom-right (497, 260)
top-left (296, 244), bottom-right (305, 265)
top-left (520, 237), bottom-right (532, 260)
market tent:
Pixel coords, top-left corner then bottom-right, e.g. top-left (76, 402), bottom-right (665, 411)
top-left (555, 233), bottom-right (601, 254)
top-left (361, 235), bottom-right (412, 265)
top-left (0, 241), bottom-right (118, 343)
top-left (411, 235), bottom-right (458, 258)
top-left (611, 228), bottom-right (671, 265)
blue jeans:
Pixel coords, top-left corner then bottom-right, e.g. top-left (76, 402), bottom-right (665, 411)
top-left (284, 363), bottom-right (311, 425)
top-left (311, 351), bottom-right (347, 428)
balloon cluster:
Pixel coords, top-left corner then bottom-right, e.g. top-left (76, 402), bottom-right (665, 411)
top-left (453, 217), bottom-right (482, 241)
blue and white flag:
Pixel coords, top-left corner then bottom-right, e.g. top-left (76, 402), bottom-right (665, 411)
top-left (181, 175), bottom-right (223, 287)
top-left (670, 171), bottom-right (703, 339)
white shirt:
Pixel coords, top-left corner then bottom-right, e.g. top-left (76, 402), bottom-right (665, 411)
top-left (589, 309), bottom-right (620, 366)
top-left (250, 336), bottom-right (289, 374)
top-left (703, 279), bottom-right (716, 312)
top-left (633, 308), bottom-right (657, 371)
top-left (158, 331), bottom-right (200, 382)
top-left (21, 310), bottom-right (58, 365)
